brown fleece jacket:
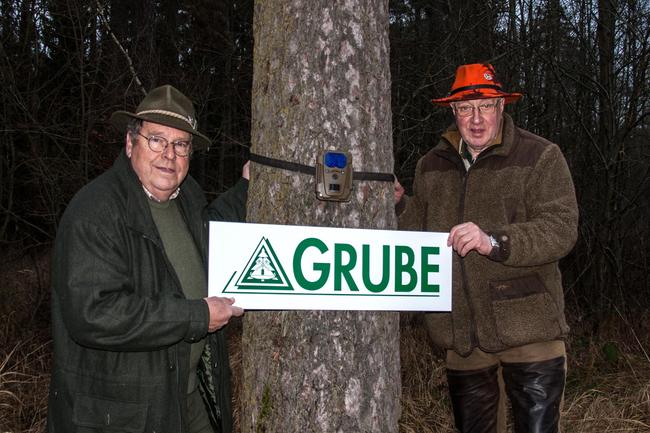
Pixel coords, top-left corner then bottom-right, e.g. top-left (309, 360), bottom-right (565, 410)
top-left (397, 114), bottom-right (578, 356)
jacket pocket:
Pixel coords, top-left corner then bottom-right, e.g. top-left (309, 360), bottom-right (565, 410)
top-left (490, 274), bottom-right (563, 347)
top-left (72, 394), bottom-right (147, 432)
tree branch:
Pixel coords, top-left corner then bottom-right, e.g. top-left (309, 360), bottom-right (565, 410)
top-left (95, 1), bottom-right (146, 96)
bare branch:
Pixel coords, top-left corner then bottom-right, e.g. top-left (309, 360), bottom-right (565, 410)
top-left (95, 1), bottom-right (146, 96)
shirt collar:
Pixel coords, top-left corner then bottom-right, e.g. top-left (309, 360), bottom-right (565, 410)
top-left (458, 119), bottom-right (504, 168)
top-left (460, 138), bottom-right (475, 165)
top-left (142, 185), bottom-right (180, 202)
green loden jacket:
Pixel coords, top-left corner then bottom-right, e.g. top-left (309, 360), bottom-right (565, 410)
top-left (47, 149), bottom-right (247, 433)
top-left (397, 114), bottom-right (579, 356)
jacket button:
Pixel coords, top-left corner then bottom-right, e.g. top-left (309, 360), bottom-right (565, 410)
top-left (169, 363), bottom-right (175, 370)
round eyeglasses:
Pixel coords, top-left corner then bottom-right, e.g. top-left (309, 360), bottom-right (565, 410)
top-left (137, 132), bottom-right (192, 157)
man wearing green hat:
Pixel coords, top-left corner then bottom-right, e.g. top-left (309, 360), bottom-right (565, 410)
top-left (396, 64), bottom-right (578, 433)
top-left (47, 85), bottom-right (247, 433)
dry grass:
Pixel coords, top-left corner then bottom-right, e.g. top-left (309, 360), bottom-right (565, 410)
top-left (395, 313), bottom-right (650, 433)
top-left (1, 249), bottom-right (649, 432)
top-left (563, 367), bottom-right (650, 432)
top-left (0, 338), bottom-right (50, 432)
top-left (562, 329), bottom-right (650, 433)
top-left (398, 313), bottom-right (455, 433)
top-left (0, 249), bottom-right (51, 433)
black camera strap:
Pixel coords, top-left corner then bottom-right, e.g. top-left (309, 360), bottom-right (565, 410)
top-left (249, 152), bottom-right (394, 182)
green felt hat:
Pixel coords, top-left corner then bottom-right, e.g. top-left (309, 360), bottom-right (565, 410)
top-left (110, 85), bottom-right (211, 150)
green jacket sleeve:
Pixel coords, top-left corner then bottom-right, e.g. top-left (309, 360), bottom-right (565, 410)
top-left (207, 178), bottom-right (248, 222)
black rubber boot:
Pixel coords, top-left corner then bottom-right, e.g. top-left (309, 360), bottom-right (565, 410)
top-left (502, 356), bottom-right (566, 433)
top-left (447, 365), bottom-right (500, 433)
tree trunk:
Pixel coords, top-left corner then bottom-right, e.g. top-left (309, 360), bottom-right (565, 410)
top-left (241, 1), bottom-right (400, 432)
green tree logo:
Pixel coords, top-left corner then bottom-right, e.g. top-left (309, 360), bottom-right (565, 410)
top-left (233, 237), bottom-right (293, 291)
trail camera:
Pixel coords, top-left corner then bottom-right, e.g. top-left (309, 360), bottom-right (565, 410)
top-left (315, 150), bottom-right (353, 202)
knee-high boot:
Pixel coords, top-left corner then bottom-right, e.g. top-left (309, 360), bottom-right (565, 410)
top-left (502, 356), bottom-right (566, 433)
top-left (447, 365), bottom-right (500, 433)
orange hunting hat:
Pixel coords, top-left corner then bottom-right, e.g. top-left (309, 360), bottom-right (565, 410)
top-left (432, 63), bottom-right (522, 106)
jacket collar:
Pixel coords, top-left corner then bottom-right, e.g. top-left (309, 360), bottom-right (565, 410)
top-left (110, 150), bottom-right (158, 239)
top-left (111, 150), bottom-right (200, 241)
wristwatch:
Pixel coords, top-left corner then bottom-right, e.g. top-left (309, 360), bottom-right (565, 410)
top-left (488, 233), bottom-right (510, 262)
top-left (488, 234), bottom-right (499, 250)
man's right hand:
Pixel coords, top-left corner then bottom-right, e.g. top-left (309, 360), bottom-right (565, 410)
top-left (204, 296), bottom-right (244, 332)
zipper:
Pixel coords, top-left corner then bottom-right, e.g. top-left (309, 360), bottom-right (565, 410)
top-left (139, 231), bottom-right (186, 432)
top-left (168, 344), bottom-right (184, 432)
top-left (456, 146), bottom-right (501, 352)
top-left (457, 163), bottom-right (480, 350)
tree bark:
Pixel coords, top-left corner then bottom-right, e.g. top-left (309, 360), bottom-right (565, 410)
top-left (241, 1), bottom-right (400, 432)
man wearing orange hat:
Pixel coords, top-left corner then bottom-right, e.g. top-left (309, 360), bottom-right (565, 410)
top-left (396, 64), bottom-right (578, 433)
top-left (47, 85), bottom-right (247, 433)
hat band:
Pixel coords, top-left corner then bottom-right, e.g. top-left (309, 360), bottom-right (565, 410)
top-left (136, 109), bottom-right (197, 129)
top-left (449, 84), bottom-right (503, 96)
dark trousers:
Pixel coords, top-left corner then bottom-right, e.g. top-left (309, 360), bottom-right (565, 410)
top-left (446, 341), bottom-right (566, 433)
top-left (187, 387), bottom-right (216, 433)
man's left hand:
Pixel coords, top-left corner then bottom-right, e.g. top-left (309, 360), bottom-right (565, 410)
top-left (394, 178), bottom-right (405, 204)
top-left (448, 222), bottom-right (493, 257)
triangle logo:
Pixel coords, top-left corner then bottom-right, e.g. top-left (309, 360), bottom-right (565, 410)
top-left (232, 237), bottom-right (294, 291)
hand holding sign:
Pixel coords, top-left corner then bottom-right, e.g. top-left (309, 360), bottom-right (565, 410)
top-left (448, 222), bottom-right (492, 257)
top-left (204, 296), bottom-right (244, 332)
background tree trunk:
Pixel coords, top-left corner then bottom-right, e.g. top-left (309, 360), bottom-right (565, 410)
top-left (241, 1), bottom-right (400, 432)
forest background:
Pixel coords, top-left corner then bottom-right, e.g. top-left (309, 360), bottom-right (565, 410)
top-left (0, 0), bottom-right (648, 432)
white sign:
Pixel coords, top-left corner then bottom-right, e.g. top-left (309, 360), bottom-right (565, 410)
top-left (208, 222), bottom-right (452, 311)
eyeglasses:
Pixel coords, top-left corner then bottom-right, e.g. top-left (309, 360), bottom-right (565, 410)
top-left (137, 132), bottom-right (192, 157)
top-left (453, 101), bottom-right (501, 117)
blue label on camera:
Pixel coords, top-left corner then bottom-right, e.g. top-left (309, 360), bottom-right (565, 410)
top-left (324, 152), bottom-right (347, 169)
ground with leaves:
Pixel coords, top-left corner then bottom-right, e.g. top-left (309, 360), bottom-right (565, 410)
top-left (1, 250), bottom-right (648, 432)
